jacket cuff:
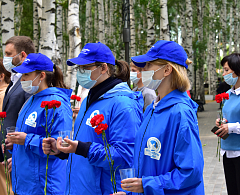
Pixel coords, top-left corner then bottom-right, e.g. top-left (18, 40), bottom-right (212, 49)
top-left (55, 152), bottom-right (69, 160)
top-left (75, 141), bottom-right (92, 158)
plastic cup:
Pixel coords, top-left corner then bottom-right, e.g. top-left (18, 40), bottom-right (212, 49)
top-left (6, 126), bottom-right (18, 136)
top-left (58, 131), bottom-right (73, 147)
top-left (119, 168), bottom-right (135, 180)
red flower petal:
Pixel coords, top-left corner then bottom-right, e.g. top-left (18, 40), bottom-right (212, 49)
top-left (0, 112), bottom-right (6, 118)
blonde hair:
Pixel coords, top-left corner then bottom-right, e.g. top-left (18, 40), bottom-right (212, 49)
top-left (152, 59), bottom-right (191, 92)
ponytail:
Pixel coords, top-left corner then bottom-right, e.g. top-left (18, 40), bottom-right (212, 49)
top-left (36, 65), bottom-right (68, 89)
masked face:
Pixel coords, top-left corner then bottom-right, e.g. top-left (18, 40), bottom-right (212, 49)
top-left (224, 73), bottom-right (238, 86)
top-left (130, 71), bottom-right (140, 84)
top-left (141, 65), bottom-right (165, 90)
top-left (76, 67), bottom-right (102, 89)
top-left (21, 74), bottom-right (41, 94)
top-left (3, 53), bottom-right (21, 73)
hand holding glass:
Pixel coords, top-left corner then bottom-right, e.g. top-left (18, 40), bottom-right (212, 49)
top-left (58, 131), bottom-right (73, 147)
top-left (119, 168), bottom-right (135, 180)
top-left (6, 126), bottom-right (18, 136)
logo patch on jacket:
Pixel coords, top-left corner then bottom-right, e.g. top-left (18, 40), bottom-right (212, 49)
top-left (25, 111), bottom-right (37, 127)
top-left (144, 137), bottom-right (161, 160)
top-left (86, 110), bottom-right (100, 127)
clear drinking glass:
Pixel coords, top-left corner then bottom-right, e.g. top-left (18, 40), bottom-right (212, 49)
top-left (119, 168), bottom-right (135, 180)
top-left (58, 131), bottom-right (73, 147)
top-left (6, 126), bottom-right (18, 136)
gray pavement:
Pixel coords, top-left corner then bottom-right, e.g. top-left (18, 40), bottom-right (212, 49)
top-left (198, 101), bottom-right (227, 195)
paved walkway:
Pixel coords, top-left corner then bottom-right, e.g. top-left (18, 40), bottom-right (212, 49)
top-left (198, 101), bottom-right (227, 195)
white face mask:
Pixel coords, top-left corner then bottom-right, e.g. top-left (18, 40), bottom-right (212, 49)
top-left (142, 65), bottom-right (165, 90)
top-left (21, 74), bottom-right (41, 94)
top-left (3, 53), bottom-right (21, 73)
top-left (130, 71), bottom-right (140, 84)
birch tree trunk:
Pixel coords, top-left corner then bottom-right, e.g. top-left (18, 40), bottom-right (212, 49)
top-left (33, 0), bottom-right (40, 52)
top-left (1, 0), bottom-right (15, 55)
top-left (14, 1), bottom-right (23, 36)
top-left (97, 0), bottom-right (105, 43)
top-left (185, 0), bottom-right (193, 87)
top-left (66, 0), bottom-right (81, 90)
top-left (147, 1), bottom-right (155, 50)
top-left (229, 6), bottom-right (233, 54)
top-left (130, 0), bottom-right (136, 56)
top-left (221, 0), bottom-right (227, 57)
top-left (233, 0), bottom-right (238, 52)
top-left (0, 2), bottom-right (2, 56)
top-left (85, 0), bottom-right (92, 43)
top-left (196, 0), bottom-right (205, 102)
top-left (160, 0), bottom-right (170, 41)
top-left (56, 2), bottom-right (63, 70)
top-left (94, 0), bottom-right (98, 42)
top-left (179, 1), bottom-right (186, 48)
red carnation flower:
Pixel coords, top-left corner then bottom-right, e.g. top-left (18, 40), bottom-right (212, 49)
top-left (41, 101), bottom-right (49, 108)
top-left (47, 101), bottom-right (54, 109)
top-left (0, 112), bottom-right (6, 118)
top-left (51, 100), bottom-right (61, 108)
top-left (215, 94), bottom-right (223, 103)
top-left (76, 96), bottom-right (81, 101)
top-left (94, 123), bottom-right (108, 135)
top-left (222, 92), bottom-right (229, 100)
top-left (90, 114), bottom-right (104, 127)
top-left (70, 95), bottom-right (77, 100)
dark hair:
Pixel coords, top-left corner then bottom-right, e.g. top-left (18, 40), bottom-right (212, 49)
top-left (95, 60), bottom-right (130, 82)
top-left (221, 53), bottom-right (240, 76)
top-left (6, 36), bottom-right (35, 54)
top-left (36, 65), bottom-right (68, 89)
top-left (0, 58), bottom-right (11, 84)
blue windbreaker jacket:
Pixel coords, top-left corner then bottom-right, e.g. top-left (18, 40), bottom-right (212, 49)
top-left (133, 89), bottom-right (204, 195)
top-left (66, 82), bottom-right (143, 195)
top-left (11, 87), bottom-right (72, 195)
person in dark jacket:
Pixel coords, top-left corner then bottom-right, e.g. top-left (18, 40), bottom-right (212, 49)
top-left (119, 40), bottom-right (204, 195)
top-left (216, 78), bottom-right (231, 109)
top-left (7, 53), bottom-right (72, 195)
top-left (42, 42), bottom-right (143, 195)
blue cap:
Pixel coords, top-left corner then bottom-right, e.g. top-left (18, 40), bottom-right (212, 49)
top-left (131, 40), bottom-right (188, 69)
top-left (12, 53), bottom-right (54, 73)
top-left (67, 42), bottom-right (115, 66)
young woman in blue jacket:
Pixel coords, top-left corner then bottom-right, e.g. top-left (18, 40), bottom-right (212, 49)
top-left (42, 42), bottom-right (143, 194)
top-left (119, 40), bottom-right (204, 195)
top-left (215, 53), bottom-right (240, 195)
top-left (7, 53), bottom-right (72, 195)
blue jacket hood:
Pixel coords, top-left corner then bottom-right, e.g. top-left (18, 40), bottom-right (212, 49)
top-left (152, 89), bottom-right (198, 113)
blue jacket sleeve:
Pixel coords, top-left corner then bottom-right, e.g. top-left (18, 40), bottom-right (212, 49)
top-left (142, 113), bottom-right (204, 194)
top-left (87, 107), bottom-right (142, 170)
top-left (24, 108), bottom-right (72, 159)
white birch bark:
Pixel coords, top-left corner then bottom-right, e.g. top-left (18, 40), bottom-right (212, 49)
top-left (221, 0), bottom-right (227, 57)
top-left (185, 0), bottom-right (193, 87)
top-left (175, 11), bottom-right (178, 44)
top-left (130, 0), bottom-right (136, 56)
top-left (147, 1), bottom-right (155, 50)
top-left (229, 6), bottom-right (233, 54)
top-left (66, 0), bottom-right (81, 90)
top-left (94, 0), bottom-right (98, 40)
top-left (14, 1), bottom-right (23, 36)
top-left (179, 2), bottom-right (186, 48)
top-left (1, 0), bottom-right (15, 55)
top-left (233, 0), bottom-right (238, 52)
top-left (56, 2), bottom-right (63, 70)
top-left (85, 0), bottom-right (92, 43)
top-left (160, 0), bottom-right (170, 41)
top-left (37, 0), bottom-right (42, 27)
top-left (97, 0), bottom-right (105, 43)
top-left (33, 0), bottom-right (40, 52)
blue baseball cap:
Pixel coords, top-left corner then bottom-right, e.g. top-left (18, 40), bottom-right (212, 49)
top-left (12, 53), bottom-right (54, 73)
top-left (67, 42), bottom-right (115, 66)
top-left (131, 40), bottom-right (188, 69)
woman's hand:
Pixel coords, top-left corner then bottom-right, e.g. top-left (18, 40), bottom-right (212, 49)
top-left (1, 157), bottom-right (12, 173)
top-left (215, 118), bottom-right (227, 127)
top-left (56, 137), bottom-right (78, 154)
top-left (112, 192), bottom-right (126, 195)
top-left (72, 107), bottom-right (80, 119)
top-left (42, 137), bottom-right (60, 155)
top-left (121, 178), bottom-right (144, 193)
top-left (1, 138), bottom-right (13, 153)
top-left (215, 124), bottom-right (228, 137)
top-left (7, 132), bottom-right (27, 145)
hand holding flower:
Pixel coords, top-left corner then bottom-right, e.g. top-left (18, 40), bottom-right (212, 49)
top-left (215, 124), bottom-right (229, 137)
top-left (1, 158), bottom-right (12, 173)
top-left (2, 139), bottom-right (13, 153)
top-left (56, 137), bottom-right (78, 154)
top-left (121, 178), bottom-right (143, 193)
top-left (7, 132), bottom-right (27, 145)
top-left (42, 138), bottom-right (60, 155)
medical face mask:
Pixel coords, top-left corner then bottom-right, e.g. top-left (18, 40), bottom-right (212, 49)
top-left (76, 67), bottom-right (101, 89)
top-left (130, 72), bottom-right (140, 84)
top-left (3, 53), bottom-right (22, 73)
top-left (21, 74), bottom-right (41, 94)
top-left (142, 65), bottom-right (165, 90)
top-left (223, 72), bottom-right (238, 86)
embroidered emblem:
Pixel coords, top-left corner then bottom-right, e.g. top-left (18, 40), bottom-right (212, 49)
top-left (81, 49), bottom-right (90, 54)
top-left (25, 111), bottom-right (37, 127)
top-left (144, 137), bottom-right (161, 160)
top-left (86, 110), bottom-right (100, 127)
